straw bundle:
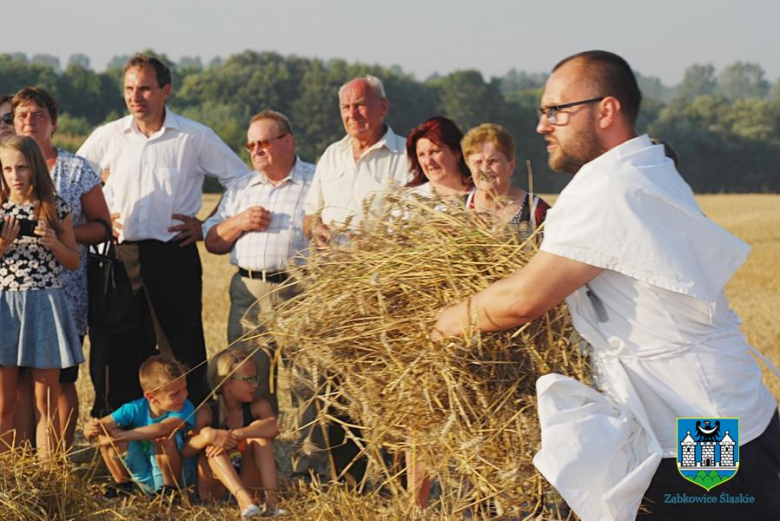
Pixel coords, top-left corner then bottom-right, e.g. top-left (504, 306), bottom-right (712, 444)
top-left (256, 192), bottom-right (590, 518)
top-left (0, 445), bottom-right (109, 520)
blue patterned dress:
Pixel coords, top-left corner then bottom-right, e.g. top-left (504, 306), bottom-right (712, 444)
top-left (51, 149), bottom-right (103, 336)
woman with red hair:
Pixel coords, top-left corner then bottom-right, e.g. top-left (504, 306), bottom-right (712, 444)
top-left (405, 116), bottom-right (472, 202)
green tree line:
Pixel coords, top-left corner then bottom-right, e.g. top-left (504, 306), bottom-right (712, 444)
top-left (2, 50), bottom-right (779, 193)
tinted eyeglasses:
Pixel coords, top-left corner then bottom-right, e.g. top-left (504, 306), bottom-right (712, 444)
top-left (0, 113), bottom-right (13, 125)
top-left (231, 374), bottom-right (261, 384)
top-left (245, 133), bottom-right (288, 152)
top-left (538, 97), bottom-right (604, 125)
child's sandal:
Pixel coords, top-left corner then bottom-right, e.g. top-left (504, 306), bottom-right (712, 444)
top-left (241, 504), bottom-right (263, 518)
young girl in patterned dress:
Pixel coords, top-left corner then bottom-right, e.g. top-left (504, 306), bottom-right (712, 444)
top-left (12, 87), bottom-right (110, 449)
top-left (184, 348), bottom-right (285, 518)
top-left (0, 135), bottom-right (83, 457)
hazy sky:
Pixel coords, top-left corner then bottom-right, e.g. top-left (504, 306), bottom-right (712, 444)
top-left (4, 0), bottom-right (779, 85)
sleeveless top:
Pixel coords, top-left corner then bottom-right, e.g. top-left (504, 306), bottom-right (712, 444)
top-left (466, 190), bottom-right (550, 239)
top-left (208, 400), bottom-right (254, 429)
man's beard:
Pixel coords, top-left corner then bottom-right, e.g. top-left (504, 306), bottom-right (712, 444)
top-left (548, 116), bottom-right (604, 175)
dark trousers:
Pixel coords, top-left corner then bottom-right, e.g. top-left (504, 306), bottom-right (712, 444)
top-left (640, 410), bottom-right (780, 520)
top-left (89, 240), bottom-right (210, 417)
top-left (328, 411), bottom-right (368, 483)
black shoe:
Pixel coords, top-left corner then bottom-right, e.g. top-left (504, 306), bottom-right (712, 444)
top-left (103, 481), bottom-right (137, 499)
top-left (155, 485), bottom-right (182, 504)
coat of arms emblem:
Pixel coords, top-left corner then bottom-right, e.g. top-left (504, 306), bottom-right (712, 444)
top-left (677, 417), bottom-right (739, 491)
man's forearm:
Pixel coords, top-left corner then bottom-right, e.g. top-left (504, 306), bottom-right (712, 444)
top-left (205, 218), bottom-right (242, 254)
top-left (303, 214), bottom-right (316, 240)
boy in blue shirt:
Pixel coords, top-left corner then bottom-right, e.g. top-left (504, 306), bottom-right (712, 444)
top-left (84, 355), bottom-right (196, 496)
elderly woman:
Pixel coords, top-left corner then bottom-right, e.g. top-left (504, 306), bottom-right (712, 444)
top-left (0, 95), bottom-right (14, 139)
top-left (462, 124), bottom-right (549, 238)
top-left (12, 87), bottom-right (111, 448)
top-left (405, 116), bottom-right (472, 202)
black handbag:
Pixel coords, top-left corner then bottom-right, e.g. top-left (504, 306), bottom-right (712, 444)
top-left (87, 219), bottom-right (133, 328)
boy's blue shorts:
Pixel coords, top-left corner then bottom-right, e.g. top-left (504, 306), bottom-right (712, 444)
top-left (120, 436), bottom-right (196, 493)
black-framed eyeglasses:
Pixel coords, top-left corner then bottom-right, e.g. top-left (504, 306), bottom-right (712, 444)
top-left (0, 113), bottom-right (13, 125)
top-left (538, 97), bottom-right (604, 125)
top-left (245, 133), bottom-right (288, 152)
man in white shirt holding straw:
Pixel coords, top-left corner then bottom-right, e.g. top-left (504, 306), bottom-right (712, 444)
top-left (432, 50), bottom-right (780, 520)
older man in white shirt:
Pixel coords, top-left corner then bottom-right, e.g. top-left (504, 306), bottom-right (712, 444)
top-left (303, 75), bottom-right (409, 246)
top-left (301, 75), bottom-right (410, 482)
top-left (77, 54), bottom-right (251, 413)
top-left (433, 51), bottom-right (780, 520)
top-left (203, 110), bottom-right (314, 413)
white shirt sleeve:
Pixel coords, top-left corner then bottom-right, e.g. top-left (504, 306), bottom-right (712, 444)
top-left (197, 128), bottom-right (252, 187)
top-left (76, 126), bottom-right (110, 177)
top-left (201, 181), bottom-right (237, 238)
top-left (304, 162), bottom-right (325, 216)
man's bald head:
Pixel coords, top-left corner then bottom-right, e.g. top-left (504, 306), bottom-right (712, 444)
top-left (553, 51), bottom-right (642, 127)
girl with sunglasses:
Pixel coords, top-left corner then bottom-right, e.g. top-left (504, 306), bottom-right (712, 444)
top-left (184, 348), bottom-right (286, 518)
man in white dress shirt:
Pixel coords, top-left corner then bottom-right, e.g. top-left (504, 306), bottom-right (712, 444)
top-left (77, 54), bottom-right (251, 413)
top-left (303, 75), bottom-right (409, 246)
top-left (301, 75), bottom-right (410, 481)
top-left (432, 51), bottom-right (780, 520)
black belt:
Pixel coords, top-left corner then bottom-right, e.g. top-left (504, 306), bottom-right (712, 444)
top-left (238, 268), bottom-right (289, 283)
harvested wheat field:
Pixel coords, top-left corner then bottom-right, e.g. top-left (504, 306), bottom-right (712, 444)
top-left (1, 193), bottom-right (777, 521)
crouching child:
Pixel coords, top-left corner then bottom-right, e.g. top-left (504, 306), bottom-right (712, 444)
top-left (83, 355), bottom-right (196, 497)
top-left (184, 348), bottom-right (285, 518)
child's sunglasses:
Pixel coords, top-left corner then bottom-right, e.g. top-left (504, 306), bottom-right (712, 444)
top-left (231, 374), bottom-right (261, 384)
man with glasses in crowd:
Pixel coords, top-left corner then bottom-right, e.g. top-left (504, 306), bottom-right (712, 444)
top-left (77, 54), bottom-right (251, 414)
top-left (203, 110), bottom-right (314, 416)
top-left (433, 50), bottom-right (780, 519)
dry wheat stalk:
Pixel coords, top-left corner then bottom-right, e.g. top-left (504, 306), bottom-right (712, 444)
top-left (242, 191), bottom-right (589, 519)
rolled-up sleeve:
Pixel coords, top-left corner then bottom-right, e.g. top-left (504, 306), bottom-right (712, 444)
top-left (304, 165), bottom-right (325, 216)
top-left (201, 181), bottom-right (237, 238)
